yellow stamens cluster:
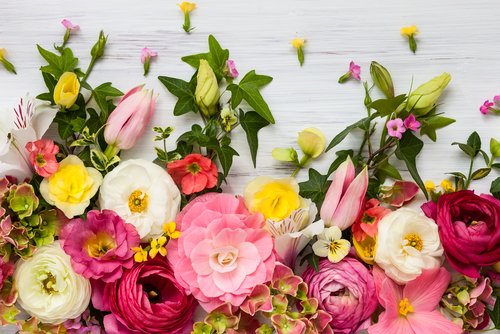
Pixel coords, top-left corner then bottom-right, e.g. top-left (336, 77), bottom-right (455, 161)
top-left (398, 298), bottom-right (414, 316)
top-left (424, 180), bottom-right (435, 193)
top-left (291, 38), bottom-right (305, 49)
top-left (440, 179), bottom-right (455, 193)
top-left (85, 232), bottom-right (116, 258)
top-left (128, 190), bottom-right (149, 213)
top-left (404, 234), bottom-right (423, 251)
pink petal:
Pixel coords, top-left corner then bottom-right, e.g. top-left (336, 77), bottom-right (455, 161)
top-left (368, 315), bottom-right (413, 334)
top-left (321, 157), bottom-right (355, 224)
top-left (404, 268), bottom-right (451, 312)
top-left (407, 311), bottom-right (463, 334)
top-left (212, 265), bottom-right (247, 293)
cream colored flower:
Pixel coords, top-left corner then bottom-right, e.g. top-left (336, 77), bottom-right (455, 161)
top-left (312, 226), bottom-right (351, 263)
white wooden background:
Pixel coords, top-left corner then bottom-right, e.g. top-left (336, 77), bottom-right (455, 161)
top-left (1, 0), bottom-right (499, 332)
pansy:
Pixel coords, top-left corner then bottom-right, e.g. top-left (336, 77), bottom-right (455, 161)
top-left (312, 226), bottom-right (350, 263)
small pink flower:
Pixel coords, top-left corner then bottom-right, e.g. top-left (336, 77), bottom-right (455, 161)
top-left (403, 114), bottom-right (421, 131)
top-left (140, 47), bottom-right (158, 64)
top-left (494, 95), bottom-right (500, 103)
top-left (480, 100), bottom-right (494, 115)
top-left (25, 139), bottom-right (59, 178)
top-left (226, 60), bottom-right (239, 78)
top-left (349, 61), bottom-right (361, 81)
top-left (386, 118), bottom-right (406, 139)
top-left (61, 19), bottom-right (79, 31)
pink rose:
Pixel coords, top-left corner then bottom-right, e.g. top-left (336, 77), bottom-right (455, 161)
top-left (422, 190), bottom-right (500, 278)
top-left (168, 193), bottom-right (276, 312)
top-left (302, 257), bottom-right (378, 334)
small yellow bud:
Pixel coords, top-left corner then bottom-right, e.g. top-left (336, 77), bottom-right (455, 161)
top-left (407, 73), bottom-right (451, 115)
top-left (400, 25), bottom-right (419, 37)
top-left (195, 59), bottom-right (220, 117)
top-left (297, 127), bottom-right (326, 158)
top-left (291, 38), bottom-right (305, 49)
top-left (220, 106), bottom-right (237, 132)
top-left (440, 179), bottom-right (454, 193)
top-left (424, 180), bottom-right (435, 193)
top-left (53, 72), bottom-right (80, 108)
top-left (0, 48), bottom-right (5, 59)
top-left (178, 2), bottom-right (196, 13)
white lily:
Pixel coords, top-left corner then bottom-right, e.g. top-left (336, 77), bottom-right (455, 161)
top-left (312, 226), bottom-right (351, 263)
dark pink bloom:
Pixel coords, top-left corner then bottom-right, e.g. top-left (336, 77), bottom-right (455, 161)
top-left (0, 257), bottom-right (13, 292)
top-left (61, 19), bottom-right (79, 30)
top-left (386, 118), bottom-right (406, 139)
top-left (226, 60), bottom-right (239, 78)
top-left (60, 210), bottom-right (140, 283)
top-left (25, 139), bottom-right (59, 177)
top-left (403, 114), bottom-right (421, 131)
top-left (480, 100), bottom-right (494, 114)
top-left (421, 190), bottom-right (500, 278)
top-left (349, 61), bottom-right (361, 81)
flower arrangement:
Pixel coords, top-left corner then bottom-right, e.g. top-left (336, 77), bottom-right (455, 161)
top-left (0, 15), bottom-right (499, 334)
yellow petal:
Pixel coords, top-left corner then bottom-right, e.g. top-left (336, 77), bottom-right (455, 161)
top-left (158, 236), bottom-right (167, 246)
top-left (159, 247), bottom-right (167, 257)
top-left (149, 248), bottom-right (158, 259)
top-left (327, 239), bottom-right (351, 263)
top-left (291, 38), bottom-right (305, 49)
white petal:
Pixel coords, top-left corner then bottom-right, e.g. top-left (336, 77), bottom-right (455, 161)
top-left (323, 226), bottom-right (342, 241)
top-left (327, 239), bottom-right (351, 263)
top-left (312, 240), bottom-right (330, 258)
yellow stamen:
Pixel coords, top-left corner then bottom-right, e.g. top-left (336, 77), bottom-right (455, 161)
top-left (85, 232), bottom-right (116, 258)
top-left (398, 298), bottom-right (414, 316)
top-left (404, 234), bottom-right (423, 251)
top-left (128, 190), bottom-right (149, 213)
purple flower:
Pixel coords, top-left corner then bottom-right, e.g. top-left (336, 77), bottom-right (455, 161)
top-left (403, 114), bottom-right (421, 131)
top-left (480, 100), bottom-right (494, 115)
top-left (349, 61), bottom-right (361, 81)
top-left (386, 118), bottom-right (406, 139)
top-left (226, 59), bottom-right (239, 78)
top-left (61, 19), bottom-right (80, 31)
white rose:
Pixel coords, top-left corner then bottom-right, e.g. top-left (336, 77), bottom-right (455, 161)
top-left (99, 159), bottom-right (181, 240)
top-left (14, 241), bottom-right (91, 324)
top-left (374, 208), bottom-right (443, 284)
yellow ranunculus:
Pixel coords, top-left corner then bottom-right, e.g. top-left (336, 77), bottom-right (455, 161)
top-left (53, 72), bottom-right (80, 108)
top-left (297, 127), bottom-right (326, 158)
top-left (291, 38), bottom-right (305, 49)
top-left (244, 176), bottom-right (305, 221)
top-left (400, 25), bottom-right (419, 37)
top-left (40, 155), bottom-right (102, 218)
top-left (178, 1), bottom-right (196, 13)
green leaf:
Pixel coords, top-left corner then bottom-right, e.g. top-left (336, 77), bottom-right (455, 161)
top-left (216, 145), bottom-right (239, 177)
top-left (158, 76), bottom-right (193, 98)
top-left (93, 82), bottom-right (123, 117)
top-left (299, 168), bottom-right (329, 207)
top-left (487, 296), bottom-right (500, 329)
top-left (35, 93), bottom-right (53, 102)
top-left (37, 45), bottom-right (78, 78)
top-left (53, 112), bottom-right (74, 139)
top-left (490, 177), bottom-right (500, 200)
top-left (467, 131), bottom-right (481, 156)
top-left (419, 116), bottom-right (455, 142)
top-left (297, 47), bottom-right (304, 66)
top-left (326, 113), bottom-right (378, 152)
top-left (492, 163), bottom-right (500, 170)
top-left (239, 110), bottom-right (270, 167)
top-left (368, 94), bottom-right (406, 117)
top-left (452, 142), bottom-right (476, 158)
top-left (41, 72), bottom-right (57, 95)
top-left (181, 53), bottom-right (209, 68)
top-left (239, 70), bottom-right (273, 89)
top-left (447, 172), bottom-right (467, 180)
top-left (207, 35), bottom-right (229, 75)
top-left (395, 132), bottom-right (428, 199)
top-left (327, 150), bottom-right (353, 176)
top-left (174, 95), bottom-right (197, 116)
top-left (377, 159), bottom-right (403, 181)
top-left (471, 168), bottom-right (491, 180)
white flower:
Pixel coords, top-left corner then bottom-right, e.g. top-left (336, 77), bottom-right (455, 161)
top-left (99, 159), bottom-right (181, 240)
top-left (312, 226), bottom-right (351, 263)
top-left (374, 207), bottom-right (443, 284)
top-left (0, 95), bottom-right (57, 181)
top-left (13, 241), bottom-right (91, 324)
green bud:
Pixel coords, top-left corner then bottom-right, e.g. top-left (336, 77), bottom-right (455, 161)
top-left (407, 73), bottom-right (451, 116)
top-left (363, 81), bottom-right (372, 107)
top-left (490, 138), bottom-right (500, 157)
top-left (272, 148), bottom-right (298, 163)
top-left (370, 61), bottom-right (395, 99)
top-left (297, 127), bottom-right (326, 158)
top-left (195, 59), bottom-right (220, 117)
top-left (91, 30), bottom-right (107, 59)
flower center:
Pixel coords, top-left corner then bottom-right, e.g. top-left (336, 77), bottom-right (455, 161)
top-left (209, 246), bottom-right (239, 273)
top-left (404, 233), bottom-right (423, 251)
top-left (361, 213), bottom-right (376, 224)
top-left (398, 298), bottom-right (414, 316)
top-left (329, 241), bottom-right (343, 253)
top-left (39, 272), bottom-right (58, 294)
top-left (142, 283), bottom-right (161, 303)
top-left (85, 232), bottom-right (116, 258)
top-left (128, 190), bottom-right (149, 213)
top-left (35, 153), bottom-right (46, 167)
top-left (186, 162), bottom-right (201, 174)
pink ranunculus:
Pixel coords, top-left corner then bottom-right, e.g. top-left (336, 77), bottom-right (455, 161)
top-left (92, 256), bottom-right (197, 334)
top-left (25, 139), bottom-right (59, 177)
top-left (168, 193), bottom-right (276, 312)
top-left (386, 118), bottom-right (406, 139)
top-left (226, 60), bottom-right (239, 78)
top-left (421, 190), bottom-right (500, 278)
top-left (59, 210), bottom-right (140, 283)
top-left (302, 257), bottom-right (378, 334)
top-left (104, 85), bottom-right (156, 150)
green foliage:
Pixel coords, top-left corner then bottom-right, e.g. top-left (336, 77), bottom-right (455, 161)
top-left (491, 177), bottom-right (500, 199)
top-left (325, 113), bottom-right (378, 151)
top-left (395, 132), bottom-right (427, 199)
top-left (487, 297), bottom-right (500, 329)
top-left (299, 168), bottom-right (329, 207)
top-left (37, 45), bottom-right (79, 79)
top-left (239, 110), bottom-right (270, 167)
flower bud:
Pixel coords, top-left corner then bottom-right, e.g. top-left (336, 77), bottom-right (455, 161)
top-left (297, 127), bottom-right (326, 158)
top-left (53, 72), bottom-right (80, 108)
top-left (370, 61), bottom-right (394, 99)
top-left (195, 59), bottom-right (220, 117)
top-left (91, 30), bottom-right (107, 60)
top-left (490, 138), bottom-right (500, 157)
top-left (272, 148), bottom-right (298, 162)
top-left (407, 73), bottom-right (451, 116)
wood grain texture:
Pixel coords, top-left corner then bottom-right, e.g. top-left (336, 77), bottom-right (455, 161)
top-left (0, 0), bottom-right (499, 332)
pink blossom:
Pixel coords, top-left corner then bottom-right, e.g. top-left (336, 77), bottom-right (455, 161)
top-left (168, 193), bottom-right (276, 312)
top-left (494, 95), bottom-right (500, 103)
top-left (480, 100), bottom-right (494, 115)
top-left (403, 114), bottom-right (421, 131)
top-left (349, 61), bottom-right (361, 81)
top-left (140, 47), bottom-right (157, 64)
top-left (25, 139), bottom-right (59, 178)
top-left (386, 118), bottom-right (406, 139)
top-left (226, 60), bottom-right (239, 78)
top-left (59, 210), bottom-right (140, 283)
top-left (61, 19), bottom-right (80, 31)
top-left (368, 266), bottom-right (463, 334)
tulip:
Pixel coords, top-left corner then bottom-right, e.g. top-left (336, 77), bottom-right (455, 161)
top-left (407, 72), bottom-right (451, 115)
top-left (104, 85), bottom-right (156, 152)
top-left (320, 156), bottom-right (368, 230)
top-left (297, 127), bottom-right (326, 158)
top-left (53, 72), bottom-right (80, 108)
top-left (195, 59), bottom-right (220, 117)
top-left (370, 61), bottom-right (394, 99)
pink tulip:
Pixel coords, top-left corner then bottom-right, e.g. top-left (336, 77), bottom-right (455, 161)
top-left (104, 85), bottom-right (156, 150)
top-left (320, 156), bottom-right (368, 230)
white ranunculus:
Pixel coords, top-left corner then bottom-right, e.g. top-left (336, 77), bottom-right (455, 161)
top-left (14, 241), bottom-right (91, 324)
top-left (99, 159), bottom-right (181, 240)
top-left (374, 208), bottom-right (443, 284)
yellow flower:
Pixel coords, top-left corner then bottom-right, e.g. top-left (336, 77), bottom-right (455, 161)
top-left (291, 38), bottom-right (305, 49)
top-left (0, 48), bottom-right (5, 59)
top-left (195, 59), bottom-right (220, 117)
top-left (149, 236), bottom-right (167, 259)
top-left (178, 2), bottom-right (196, 13)
top-left (400, 25), bottom-right (419, 37)
top-left (39, 155), bottom-right (102, 218)
top-left (244, 176), bottom-right (305, 221)
top-left (54, 72), bottom-right (80, 108)
top-left (163, 222), bottom-right (181, 239)
top-left (440, 179), bottom-right (455, 193)
top-left (132, 246), bottom-right (148, 263)
top-left (424, 180), bottom-right (435, 193)
top-left (297, 127), bottom-right (326, 158)
top-left (353, 235), bottom-right (377, 265)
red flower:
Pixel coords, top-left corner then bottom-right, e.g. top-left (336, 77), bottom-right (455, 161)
top-left (167, 154), bottom-right (218, 195)
top-left (25, 139), bottom-right (59, 177)
top-left (352, 199), bottom-right (391, 242)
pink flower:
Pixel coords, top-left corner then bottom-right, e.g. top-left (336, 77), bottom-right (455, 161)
top-left (140, 47), bottom-right (158, 64)
top-left (494, 95), bottom-right (500, 103)
top-left (320, 156), bottom-right (368, 230)
top-left (403, 114), bottom-right (421, 131)
top-left (368, 266), bottom-right (462, 334)
top-left (349, 61), bottom-right (361, 81)
top-left (480, 100), bottom-right (493, 115)
top-left (167, 153), bottom-right (218, 195)
top-left (379, 180), bottom-right (419, 207)
top-left (386, 118), bottom-right (406, 139)
top-left (302, 257), bottom-right (378, 334)
top-left (25, 139), bottom-right (59, 177)
top-left (226, 60), bottom-right (239, 78)
top-left (104, 85), bottom-right (156, 150)
top-left (59, 210), bottom-right (140, 283)
top-left (168, 193), bottom-right (276, 312)
top-left (61, 19), bottom-right (80, 30)
top-left (352, 198), bottom-right (391, 242)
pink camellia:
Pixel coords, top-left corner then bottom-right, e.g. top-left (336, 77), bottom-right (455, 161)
top-left (25, 139), bottom-right (59, 177)
top-left (226, 60), bottom-right (239, 78)
top-left (92, 256), bottom-right (197, 334)
top-left (422, 190), bottom-right (500, 278)
top-left (386, 118), bottom-right (406, 139)
top-left (320, 156), bottom-right (368, 230)
top-left (104, 85), bottom-right (156, 151)
top-left (59, 210), bottom-right (140, 283)
top-left (168, 193), bottom-right (276, 312)
top-left (167, 153), bottom-right (218, 195)
top-left (302, 257), bottom-right (378, 334)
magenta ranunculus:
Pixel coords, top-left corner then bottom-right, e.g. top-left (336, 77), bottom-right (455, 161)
top-left (92, 256), bottom-right (197, 334)
top-left (422, 190), bottom-right (500, 278)
top-left (168, 193), bottom-right (276, 312)
top-left (60, 209), bottom-right (140, 283)
top-left (302, 257), bottom-right (378, 334)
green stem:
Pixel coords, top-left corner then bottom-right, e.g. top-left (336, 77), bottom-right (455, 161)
top-left (291, 155), bottom-right (311, 177)
top-left (183, 13), bottom-right (192, 33)
top-left (367, 138), bottom-right (396, 167)
top-left (464, 157), bottom-right (474, 189)
top-left (104, 144), bottom-right (120, 161)
top-left (81, 57), bottom-right (97, 84)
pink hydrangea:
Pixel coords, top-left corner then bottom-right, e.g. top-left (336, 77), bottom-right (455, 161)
top-left (59, 210), bottom-right (140, 283)
top-left (168, 193), bottom-right (276, 312)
